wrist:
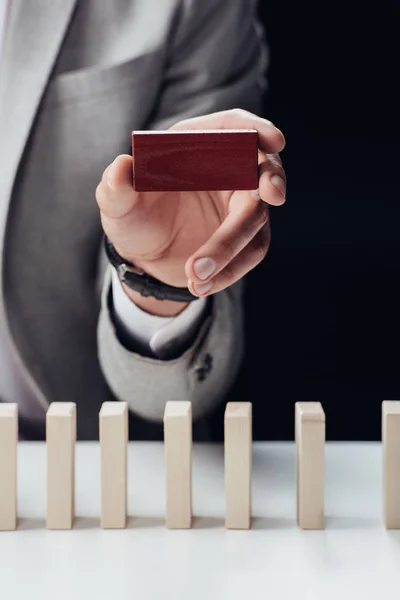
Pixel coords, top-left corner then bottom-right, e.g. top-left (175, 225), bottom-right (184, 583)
top-left (122, 284), bottom-right (189, 317)
top-left (104, 236), bottom-right (196, 305)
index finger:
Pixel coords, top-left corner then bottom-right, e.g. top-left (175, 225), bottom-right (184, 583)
top-left (169, 108), bottom-right (286, 154)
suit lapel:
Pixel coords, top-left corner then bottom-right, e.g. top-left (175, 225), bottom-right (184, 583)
top-left (0, 0), bottom-right (77, 245)
top-left (0, 0), bottom-right (77, 409)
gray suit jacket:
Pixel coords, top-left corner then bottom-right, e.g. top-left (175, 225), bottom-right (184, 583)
top-left (0, 0), bottom-right (266, 438)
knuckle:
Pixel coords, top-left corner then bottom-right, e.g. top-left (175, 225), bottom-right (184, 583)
top-left (274, 166), bottom-right (286, 181)
top-left (218, 238), bottom-right (235, 263)
top-left (252, 234), bottom-right (270, 264)
top-left (264, 153), bottom-right (284, 172)
top-left (254, 203), bottom-right (269, 228)
top-left (95, 183), bottom-right (105, 207)
top-left (268, 153), bottom-right (283, 167)
top-left (272, 167), bottom-right (286, 182)
top-left (260, 161), bottom-right (286, 186)
top-left (219, 260), bottom-right (236, 284)
top-left (101, 166), bottom-right (110, 185)
top-left (253, 243), bottom-right (268, 265)
top-left (96, 183), bottom-right (113, 215)
top-left (227, 108), bottom-right (247, 121)
top-left (252, 201), bottom-right (269, 229)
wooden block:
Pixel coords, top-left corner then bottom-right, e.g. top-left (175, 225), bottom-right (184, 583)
top-left (224, 402), bottom-right (252, 530)
top-left (132, 129), bottom-right (258, 192)
top-left (0, 404), bottom-right (18, 531)
top-left (99, 402), bottom-right (128, 529)
top-left (163, 401), bottom-right (192, 529)
top-left (382, 401), bottom-right (400, 529)
top-left (46, 402), bottom-right (76, 530)
top-left (295, 402), bottom-right (325, 530)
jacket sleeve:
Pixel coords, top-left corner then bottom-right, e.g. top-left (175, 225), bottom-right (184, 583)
top-left (97, 0), bottom-right (266, 421)
top-left (98, 269), bottom-right (244, 422)
top-left (148, 0), bottom-right (268, 129)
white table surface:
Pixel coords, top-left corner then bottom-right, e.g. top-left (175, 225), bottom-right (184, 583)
top-left (1, 442), bottom-right (399, 600)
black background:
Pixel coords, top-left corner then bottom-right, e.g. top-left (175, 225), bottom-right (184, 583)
top-left (209, 1), bottom-right (400, 442)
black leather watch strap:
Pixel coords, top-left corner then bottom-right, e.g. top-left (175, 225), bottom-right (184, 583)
top-left (104, 236), bottom-right (198, 302)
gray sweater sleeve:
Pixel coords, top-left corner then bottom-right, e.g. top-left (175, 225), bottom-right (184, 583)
top-left (98, 269), bottom-right (244, 422)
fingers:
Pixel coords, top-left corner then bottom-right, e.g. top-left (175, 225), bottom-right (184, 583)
top-left (258, 152), bottom-right (287, 206)
top-left (96, 154), bottom-right (138, 219)
top-left (185, 190), bottom-right (269, 289)
top-left (170, 108), bottom-right (286, 154)
top-left (188, 223), bottom-right (271, 297)
top-left (171, 109), bottom-right (287, 200)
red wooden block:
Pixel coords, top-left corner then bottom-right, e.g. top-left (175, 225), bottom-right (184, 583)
top-left (131, 130), bottom-right (258, 192)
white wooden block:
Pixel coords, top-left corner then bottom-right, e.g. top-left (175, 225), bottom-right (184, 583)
top-left (0, 403), bottom-right (18, 531)
top-left (99, 402), bottom-right (128, 529)
top-left (295, 402), bottom-right (325, 530)
top-left (46, 402), bottom-right (76, 530)
top-left (224, 402), bottom-right (252, 530)
top-left (382, 401), bottom-right (400, 529)
top-left (163, 401), bottom-right (192, 529)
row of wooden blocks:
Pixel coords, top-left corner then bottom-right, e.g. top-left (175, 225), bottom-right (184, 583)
top-left (1, 400), bottom-right (400, 531)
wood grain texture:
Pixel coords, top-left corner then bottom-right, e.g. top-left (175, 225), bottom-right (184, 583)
top-left (46, 402), bottom-right (76, 530)
top-left (99, 402), bottom-right (128, 529)
top-left (132, 129), bottom-right (258, 192)
top-left (163, 401), bottom-right (192, 529)
top-left (295, 402), bottom-right (325, 530)
top-left (224, 402), bottom-right (252, 529)
top-left (0, 403), bottom-right (18, 531)
top-left (382, 401), bottom-right (400, 529)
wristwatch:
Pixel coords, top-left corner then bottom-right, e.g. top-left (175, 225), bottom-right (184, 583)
top-left (104, 236), bottom-right (198, 302)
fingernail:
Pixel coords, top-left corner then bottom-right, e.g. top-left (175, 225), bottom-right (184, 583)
top-left (107, 161), bottom-right (116, 188)
top-left (194, 257), bottom-right (216, 280)
top-left (270, 174), bottom-right (286, 197)
top-left (193, 281), bottom-right (213, 295)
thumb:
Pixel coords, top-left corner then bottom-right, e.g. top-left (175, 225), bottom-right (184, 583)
top-left (96, 154), bottom-right (167, 260)
top-left (96, 154), bottom-right (139, 219)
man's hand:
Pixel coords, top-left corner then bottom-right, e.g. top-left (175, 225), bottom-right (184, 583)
top-left (96, 109), bottom-right (286, 316)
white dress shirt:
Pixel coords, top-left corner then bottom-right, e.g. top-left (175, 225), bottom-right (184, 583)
top-left (111, 269), bottom-right (206, 356)
top-left (0, 5), bottom-right (205, 410)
